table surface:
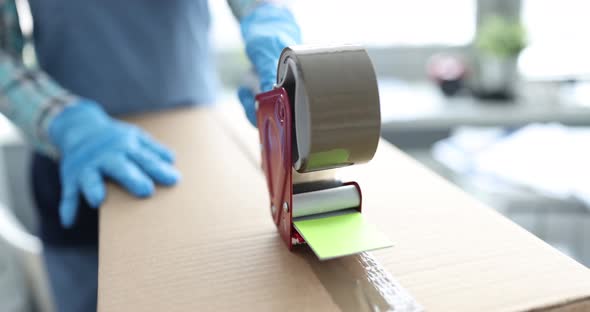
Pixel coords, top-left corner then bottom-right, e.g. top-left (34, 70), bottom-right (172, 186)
top-left (378, 80), bottom-right (590, 132)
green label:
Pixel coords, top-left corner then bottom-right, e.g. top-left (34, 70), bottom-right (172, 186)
top-left (294, 212), bottom-right (392, 260)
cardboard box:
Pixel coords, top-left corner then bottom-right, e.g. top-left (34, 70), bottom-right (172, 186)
top-left (98, 106), bottom-right (590, 311)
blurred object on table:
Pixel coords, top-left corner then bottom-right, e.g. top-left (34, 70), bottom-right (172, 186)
top-left (471, 15), bottom-right (527, 101)
top-left (432, 124), bottom-right (590, 206)
top-left (427, 54), bottom-right (468, 97)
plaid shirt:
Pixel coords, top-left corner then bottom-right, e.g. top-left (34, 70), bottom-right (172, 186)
top-left (0, 0), bottom-right (74, 156)
top-left (0, 0), bottom-right (279, 156)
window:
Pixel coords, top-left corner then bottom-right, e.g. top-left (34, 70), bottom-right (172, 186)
top-left (209, 0), bottom-right (477, 50)
top-left (291, 0), bottom-right (476, 47)
top-left (519, 0), bottom-right (590, 79)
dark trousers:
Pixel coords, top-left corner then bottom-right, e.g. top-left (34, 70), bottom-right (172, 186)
top-left (31, 153), bottom-right (99, 246)
top-left (31, 153), bottom-right (99, 311)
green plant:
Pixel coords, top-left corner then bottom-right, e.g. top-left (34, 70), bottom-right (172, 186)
top-left (476, 16), bottom-right (526, 58)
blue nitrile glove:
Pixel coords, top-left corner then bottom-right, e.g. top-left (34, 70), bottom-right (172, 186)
top-left (238, 3), bottom-right (302, 126)
top-left (49, 100), bottom-right (180, 227)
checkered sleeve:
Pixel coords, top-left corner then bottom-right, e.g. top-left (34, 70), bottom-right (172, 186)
top-left (0, 0), bottom-right (76, 156)
top-left (226, 0), bottom-right (286, 20)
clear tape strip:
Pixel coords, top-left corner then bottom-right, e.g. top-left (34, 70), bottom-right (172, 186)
top-left (303, 251), bottom-right (423, 312)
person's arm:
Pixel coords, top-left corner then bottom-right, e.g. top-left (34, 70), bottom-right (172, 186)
top-left (0, 0), bottom-right (75, 156)
top-left (0, 52), bottom-right (77, 155)
top-left (0, 0), bottom-right (179, 227)
top-left (1, 51), bottom-right (180, 227)
top-left (227, 0), bottom-right (301, 125)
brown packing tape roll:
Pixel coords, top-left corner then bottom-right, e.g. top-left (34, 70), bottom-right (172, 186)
top-left (276, 45), bottom-right (381, 173)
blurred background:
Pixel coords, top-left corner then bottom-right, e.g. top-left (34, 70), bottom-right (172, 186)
top-left (1, 0), bottom-right (589, 310)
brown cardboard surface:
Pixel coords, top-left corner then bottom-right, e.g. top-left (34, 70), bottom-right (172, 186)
top-left (99, 106), bottom-right (590, 311)
top-left (347, 145), bottom-right (590, 311)
top-left (98, 108), bottom-right (338, 311)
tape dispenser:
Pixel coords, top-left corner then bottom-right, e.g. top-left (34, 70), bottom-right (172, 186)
top-left (256, 45), bottom-right (388, 258)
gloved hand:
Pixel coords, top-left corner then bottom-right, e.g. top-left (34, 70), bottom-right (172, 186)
top-left (49, 100), bottom-right (180, 227)
top-left (238, 3), bottom-right (301, 126)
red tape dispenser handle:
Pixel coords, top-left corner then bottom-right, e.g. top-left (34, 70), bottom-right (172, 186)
top-left (256, 88), bottom-right (299, 248)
